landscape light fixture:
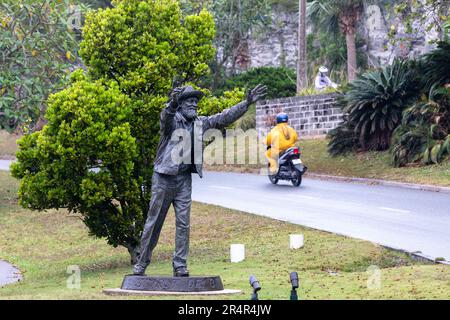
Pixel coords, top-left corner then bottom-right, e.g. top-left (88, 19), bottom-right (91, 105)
top-left (249, 275), bottom-right (261, 300)
top-left (290, 272), bottom-right (299, 300)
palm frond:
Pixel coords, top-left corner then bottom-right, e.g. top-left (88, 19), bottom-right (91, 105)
top-left (421, 41), bottom-right (450, 90)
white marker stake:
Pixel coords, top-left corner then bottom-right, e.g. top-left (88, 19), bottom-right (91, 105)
top-left (290, 234), bottom-right (304, 250)
top-left (230, 244), bottom-right (245, 263)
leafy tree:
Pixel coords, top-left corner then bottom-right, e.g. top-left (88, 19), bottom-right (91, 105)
top-left (11, 0), bottom-right (243, 264)
top-left (297, 0), bottom-right (307, 92)
top-left (307, 31), bottom-right (367, 85)
top-left (388, 0), bottom-right (449, 46)
top-left (181, 0), bottom-right (272, 89)
top-left (0, 0), bottom-right (85, 132)
top-left (307, 0), bottom-right (364, 82)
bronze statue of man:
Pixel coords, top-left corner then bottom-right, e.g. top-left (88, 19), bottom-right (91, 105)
top-left (133, 84), bottom-right (267, 277)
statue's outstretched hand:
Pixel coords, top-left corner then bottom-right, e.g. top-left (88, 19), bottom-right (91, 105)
top-left (247, 84), bottom-right (268, 105)
top-left (168, 87), bottom-right (184, 110)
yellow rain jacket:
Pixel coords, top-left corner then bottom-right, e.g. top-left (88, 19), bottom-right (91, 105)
top-left (266, 123), bottom-right (298, 173)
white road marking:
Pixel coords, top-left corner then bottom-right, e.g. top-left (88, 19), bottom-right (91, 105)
top-left (209, 186), bottom-right (234, 190)
top-left (378, 207), bottom-right (411, 214)
top-left (295, 195), bottom-right (320, 200)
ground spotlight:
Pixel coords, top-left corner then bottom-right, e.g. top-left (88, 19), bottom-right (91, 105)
top-left (249, 275), bottom-right (261, 300)
top-left (290, 272), bottom-right (299, 300)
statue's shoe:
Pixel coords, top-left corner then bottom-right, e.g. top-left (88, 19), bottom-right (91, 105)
top-left (173, 267), bottom-right (189, 277)
top-left (133, 265), bottom-right (146, 276)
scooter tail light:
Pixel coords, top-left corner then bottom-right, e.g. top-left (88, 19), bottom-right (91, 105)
top-left (294, 148), bottom-right (299, 155)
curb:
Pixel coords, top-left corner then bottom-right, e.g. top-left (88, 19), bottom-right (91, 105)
top-left (375, 245), bottom-right (450, 266)
top-left (305, 173), bottom-right (450, 194)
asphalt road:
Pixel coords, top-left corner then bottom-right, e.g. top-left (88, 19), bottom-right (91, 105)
top-left (0, 160), bottom-right (21, 286)
top-left (192, 171), bottom-right (450, 262)
top-left (0, 261), bottom-right (21, 287)
top-left (0, 160), bottom-right (12, 171)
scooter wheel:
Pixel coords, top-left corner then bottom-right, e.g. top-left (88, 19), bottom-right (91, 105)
top-left (269, 175), bottom-right (279, 185)
top-left (291, 173), bottom-right (302, 187)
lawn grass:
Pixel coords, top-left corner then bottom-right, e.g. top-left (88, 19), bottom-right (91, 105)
top-left (300, 139), bottom-right (450, 187)
top-left (0, 171), bottom-right (449, 300)
top-left (204, 134), bottom-right (450, 187)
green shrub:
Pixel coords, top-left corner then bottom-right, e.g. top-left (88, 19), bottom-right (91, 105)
top-left (342, 59), bottom-right (420, 151)
top-left (297, 86), bottom-right (339, 96)
top-left (216, 67), bottom-right (296, 100)
top-left (11, 78), bottom-right (141, 253)
top-left (391, 86), bottom-right (450, 167)
top-left (327, 118), bottom-right (360, 156)
top-left (11, 0), bottom-right (243, 263)
top-left (212, 67), bottom-right (296, 130)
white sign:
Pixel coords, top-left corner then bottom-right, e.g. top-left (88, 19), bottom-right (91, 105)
top-left (290, 234), bottom-right (304, 250)
top-left (230, 244), bottom-right (245, 263)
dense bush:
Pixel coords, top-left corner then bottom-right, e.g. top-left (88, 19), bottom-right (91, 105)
top-left (391, 86), bottom-right (450, 167)
top-left (215, 67), bottom-right (296, 100)
top-left (327, 116), bottom-right (360, 156)
top-left (297, 86), bottom-right (339, 97)
top-left (212, 66), bottom-right (296, 130)
top-left (329, 59), bottom-right (420, 154)
top-left (390, 41), bottom-right (450, 167)
top-left (11, 0), bottom-right (243, 263)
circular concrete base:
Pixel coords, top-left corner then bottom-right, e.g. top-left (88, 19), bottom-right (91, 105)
top-left (103, 288), bottom-right (242, 296)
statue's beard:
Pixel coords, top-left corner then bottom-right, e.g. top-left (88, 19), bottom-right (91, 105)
top-left (181, 107), bottom-right (197, 120)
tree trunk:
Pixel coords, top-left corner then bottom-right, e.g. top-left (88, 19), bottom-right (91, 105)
top-left (346, 30), bottom-right (357, 82)
top-left (296, 0), bottom-right (307, 93)
top-left (127, 244), bottom-right (140, 266)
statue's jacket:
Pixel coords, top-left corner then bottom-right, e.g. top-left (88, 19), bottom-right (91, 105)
top-left (153, 100), bottom-right (249, 178)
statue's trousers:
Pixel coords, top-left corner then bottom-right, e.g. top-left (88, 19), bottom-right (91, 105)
top-left (136, 172), bottom-right (192, 271)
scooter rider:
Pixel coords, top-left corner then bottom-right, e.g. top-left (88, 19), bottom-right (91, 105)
top-left (265, 113), bottom-right (299, 175)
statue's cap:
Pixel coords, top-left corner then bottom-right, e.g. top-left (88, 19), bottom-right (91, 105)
top-left (178, 86), bottom-right (204, 102)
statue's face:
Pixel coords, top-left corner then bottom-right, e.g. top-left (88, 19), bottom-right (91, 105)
top-left (179, 97), bottom-right (198, 120)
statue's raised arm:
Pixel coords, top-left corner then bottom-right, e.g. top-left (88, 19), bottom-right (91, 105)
top-left (202, 84), bottom-right (268, 130)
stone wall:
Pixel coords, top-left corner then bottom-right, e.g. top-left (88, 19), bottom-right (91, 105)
top-left (247, 4), bottom-right (444, 70)
top-left (256, 93), bottom-right (343, 137)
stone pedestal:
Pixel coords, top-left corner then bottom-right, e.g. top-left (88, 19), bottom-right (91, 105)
top-left (103, 275), bottom-right (242, 296)
top-left (122, 275), bottom-right (224, 292)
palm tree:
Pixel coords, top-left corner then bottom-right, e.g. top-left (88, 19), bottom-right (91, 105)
top-left (307, 0), bottom-right (363, 82)
top-left (297, 0), bottom-right (308, 92)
